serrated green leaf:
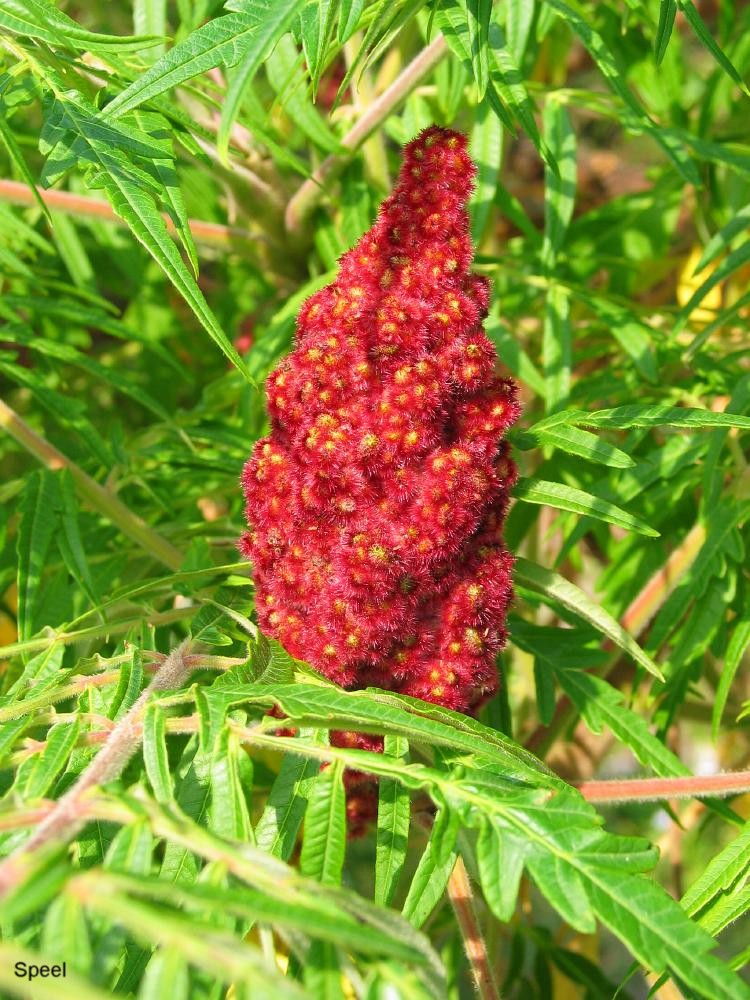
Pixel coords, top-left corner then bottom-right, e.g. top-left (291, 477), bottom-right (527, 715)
top-left (209, 728), bottom-right (253, 842)
top-left (476, 823), bottom-right (527, 922)
top-left (654, 0), bottom-right (677, 64)
top-left (681, 820), bottom-right (750, 922)
top-left (18, 720), bottom-right (79, 800)
top-left (513, 478), bottom-right (659, 537)
top-left (677, 0), bottom-right (750, 95)
top-left (16, 469), bottom-right (57, 645)
top-left (375, 734), bottom-right (411, 907)
top-left (106, 2), bottom-right (302, 119)
top-left (301, 0), bottom-right (339, 93)
top-left (255, 739), bottom-right (321, 859)
top-left (37, 92), bottom-right (249, 379)
top-left (0, 0), bottom-right (162, 53)
top-left (55, 468), bottom-right (99, 608)
top-left (525, 424), bottom-right (635, 468)
top-left (542, 283), bottom-right (572, 412)
top-left (72, 879), bottom-right (307, 999)
top-left (647, 503), bottom-right (744, 655)
top-left (130, 110), bottom-right (199, 276)
top-left (96, 168), bottom-right (250, 380)
top-left (216, 0), bottom-right (306, 163)
top-left (208, 684), bottom-right (555, 783)
top-left (527, 852), bottom-right (596, 933)
top-left (535, 405), bottom-right (750, 431)
top-left (143, 703), bottom-right (172, 802)
top-left (556, 670), bottom-right (688, 777)
top-left (436, 1), bottom-right (515, 134)
top-left (300, 758), bottom-right (346, 885)
top-left (402, 825), bottom-right (458, 929)
top-left (713, 610), bottom-right (750, 739)
top-left (514, 557), bottom-right (663, 679)
top-left (338, 0), bottom-right (364, 42)
top-left (487, 18), bottom-right (546, 155)
top-left (466, 0), bottom-right (492, 99)
top-left (138, 947), bottom-right (189, 1000)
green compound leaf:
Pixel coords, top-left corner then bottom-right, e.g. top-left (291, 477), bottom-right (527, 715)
top-left (555, 670), bottom-right (688, 777)
top-left (544, 0), bottom-right (700, 184)
top-left (105, 1), bottom-right (304, 119)
top-left (0, 0), bottom-right (162, 52)
top-left (254, 736), bottom-right (322, 860)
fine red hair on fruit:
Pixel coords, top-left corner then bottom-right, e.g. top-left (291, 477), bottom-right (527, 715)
top-left (241, 125), bottom-right (520, 829)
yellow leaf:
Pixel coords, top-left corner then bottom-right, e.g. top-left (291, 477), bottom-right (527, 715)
top-left (676, 246), bottom-right (723, 325)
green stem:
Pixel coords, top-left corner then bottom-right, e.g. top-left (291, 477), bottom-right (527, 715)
top-left (285, 35), bottom-right (447, 233)
top-left (0, 642), bottom-right (192, 900)
top-left (0, 398), bottom-right (183, 571)
top-left (0, 606), bottom-right (193, 661)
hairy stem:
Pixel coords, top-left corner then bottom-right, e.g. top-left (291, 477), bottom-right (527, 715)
top-left (577, 770), bottom-right (750, 803)
top-left (447, 855), bottom-right (500, 1000)
top-left (0, 399), bottom-right (183, 571)
top-left (285, 36), bottom-right (447, 233)
top-left (0, 606), bottom-right (193, 660)
top-left (0, 641), bottom-right (192, 900)
top-left (0, 178), bottom-right (259, 248)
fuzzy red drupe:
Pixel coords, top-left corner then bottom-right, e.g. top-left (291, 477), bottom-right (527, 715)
top-left (240, 125), bottom-right (520, 827)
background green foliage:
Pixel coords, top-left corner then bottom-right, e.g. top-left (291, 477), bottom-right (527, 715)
top-left (1, 0), bottom-right (750, 996)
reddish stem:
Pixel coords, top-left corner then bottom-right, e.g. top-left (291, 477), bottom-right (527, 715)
top-left (0, 178), bottom-right (257, 247)
top-left (577, 770), bottom-right (750, 803)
